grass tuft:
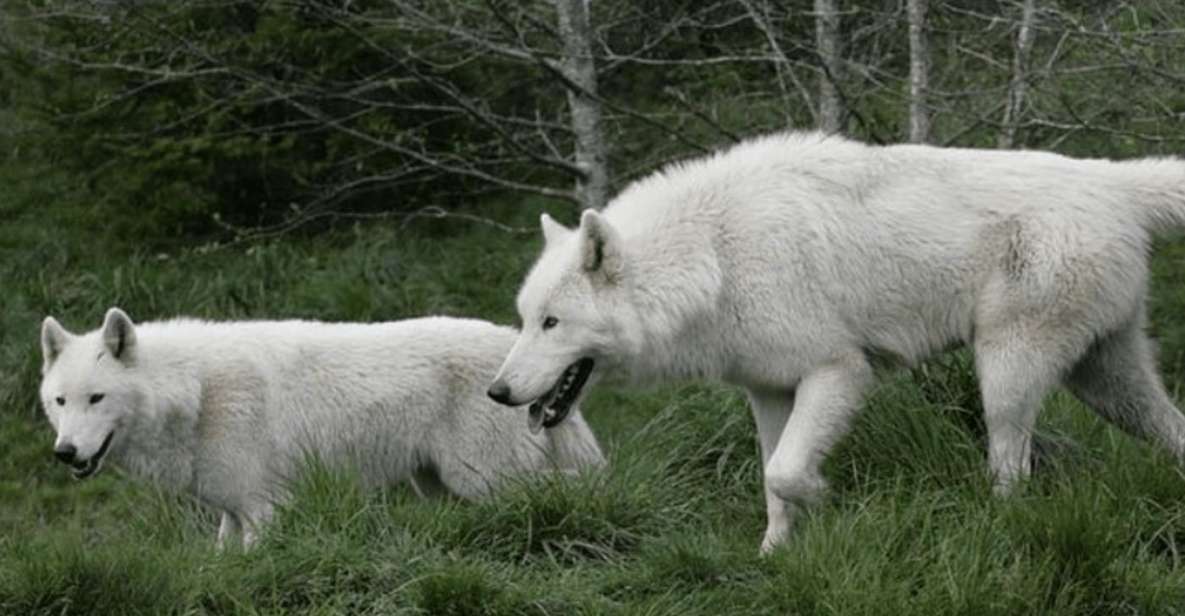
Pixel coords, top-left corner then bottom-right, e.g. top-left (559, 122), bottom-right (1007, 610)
top-left (8, 212), bottom-right (1185, 613)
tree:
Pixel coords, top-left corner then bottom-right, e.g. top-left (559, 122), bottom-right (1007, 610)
top-left (907, 0), bottom-right (930, 143)
top-left (553, 0), bottom-right (608, 210)
top-left (814, 0), bottom-right (843, 133)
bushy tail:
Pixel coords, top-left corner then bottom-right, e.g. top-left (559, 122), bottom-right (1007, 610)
top-left (1125, 157), bottom-right (1185, 233)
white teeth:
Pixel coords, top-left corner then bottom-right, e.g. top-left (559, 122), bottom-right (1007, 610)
top-left (556, 369), bottom-right (576, 396)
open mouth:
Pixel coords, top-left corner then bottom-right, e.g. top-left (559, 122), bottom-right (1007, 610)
top-left (72, 431), bottom-right (114, 480)
top-left (527, 358), bottom-right (594, 434)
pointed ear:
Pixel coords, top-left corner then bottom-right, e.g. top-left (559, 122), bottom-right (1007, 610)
top-left (41, 316), bottom-right (73, 368)
top-left (579, 209), bottom-right (624, 282)
top-left (101, 307), bottom-right (137, 361)
top-left (540, 213), bottom-right (571, 246)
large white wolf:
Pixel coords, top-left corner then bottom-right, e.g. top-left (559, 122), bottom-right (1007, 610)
top-left (40, 308), bottom-right (604, 547)
top-left (488, 131), bottom-right (1185, 552)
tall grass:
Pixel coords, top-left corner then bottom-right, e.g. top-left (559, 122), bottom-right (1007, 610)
top-left (6, 187), bottom-right (1185, 613)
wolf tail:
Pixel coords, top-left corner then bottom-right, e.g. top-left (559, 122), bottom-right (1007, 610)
top-left (1125, 157), bottom-right (1185, 233)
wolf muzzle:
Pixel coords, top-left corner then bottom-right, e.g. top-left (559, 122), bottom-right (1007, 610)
top-left (53, 442), bottom-right (78, 465)
top-left (487, 380), bottom-right (514, 406)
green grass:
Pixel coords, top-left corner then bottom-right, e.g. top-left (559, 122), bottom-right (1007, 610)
top-left (7, 187), bottom-right (1185, 613)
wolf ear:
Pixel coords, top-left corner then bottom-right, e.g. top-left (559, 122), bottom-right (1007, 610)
top-left (579, 209), bottom-right (623, 282)
top-left (540, 213), bottom-right (571, 246)
top-left (41, 316), bottom-right (73, 368)
top-left (101, 307), bottom-right (137, 361)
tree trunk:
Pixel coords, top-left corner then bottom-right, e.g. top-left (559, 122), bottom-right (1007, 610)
top-left (907, 0), bottom-right (930, 143)
top-left (814, 0), bottom-right (843, 134)
top-left (998, 0), bottom-right (1037, 149)
top-left (553, 0), bottom-right (609, 210)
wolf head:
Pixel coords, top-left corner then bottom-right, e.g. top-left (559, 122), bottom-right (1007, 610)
top-left (39, 308), bottom-right (141, 479)
top-left (489, 210), bottom-right (642, 430)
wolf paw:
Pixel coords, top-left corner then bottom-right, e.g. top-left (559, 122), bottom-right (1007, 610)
top-left (759, 532), bottom-right (786, 556)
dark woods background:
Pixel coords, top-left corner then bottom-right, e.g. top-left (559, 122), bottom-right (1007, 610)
top-left (3, 1), bottom-right (1184, 243)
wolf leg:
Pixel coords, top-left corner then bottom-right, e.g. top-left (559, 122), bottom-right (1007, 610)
top-left (1065, 318), bottom-right (1185, 459)
top-left (975, 328), bottom-right (1071, 495)
top-left (434, 453), bottom-right (500, 500)
top-left (216, 511), bottom-right (241, 550)
top-left (240, 501), bottom-right (275, 548)
top-left (762, 353), bottom-right (874, 550)
top-left (746, 388), bottom-right (795, 554)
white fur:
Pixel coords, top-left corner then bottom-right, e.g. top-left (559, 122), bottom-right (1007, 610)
top-left (40, 309), bottom-right (604, 547)
top-left (492, 131), bottom-right (1185, 553)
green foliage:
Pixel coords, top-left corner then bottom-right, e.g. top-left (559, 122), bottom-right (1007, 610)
top-left (1, 2), bottom-right (568, 243)
top-left (1150, 237), bottom-right (1185, 382)
top-left (6, 1), bottom-right (1185, 613)
top-left (5, 217), bottom-right (1185, 614)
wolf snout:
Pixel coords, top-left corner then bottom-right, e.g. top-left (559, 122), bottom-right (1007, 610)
top-left (487, 380), bottom-right (514, 406)
top-left (53, 442), bottom-right (78, 465)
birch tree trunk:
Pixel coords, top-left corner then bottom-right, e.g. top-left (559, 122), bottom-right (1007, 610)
top-left (907, 0), bottom-right (931, 143)
top-left (998, 0), bottom-right (1037, 149)
top-left (814, 0), bottom-right (843, 134)
top-left (554, 0), bottom-right (609, 210)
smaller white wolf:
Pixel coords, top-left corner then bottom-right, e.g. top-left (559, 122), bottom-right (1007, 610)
top-left (39, 308), bottom-right (604, 547)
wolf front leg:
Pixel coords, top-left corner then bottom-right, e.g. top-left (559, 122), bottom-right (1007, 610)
top-left (746, 388), bottom-right (795, 553)
top-left (216, 511), bottom-right (242, 551)
top-left (760, 353), bottom-right (873, 553)
top-left (239, 500), bottom-right (275, 548)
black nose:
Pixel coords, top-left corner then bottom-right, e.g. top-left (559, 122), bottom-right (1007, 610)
top-left (488, 381), bottom-right (513, 405)
top-left (54, 443), bottom-right (78, 465)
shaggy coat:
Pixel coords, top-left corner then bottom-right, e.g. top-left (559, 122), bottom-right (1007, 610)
top-left (41, 309), bottom-right (604, 547)
top-left (490, 131), bottom-right (1185, 552)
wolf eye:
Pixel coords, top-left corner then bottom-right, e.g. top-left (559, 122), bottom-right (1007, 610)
top-left (55, 396), bottom-right (66, 406)
top-left (89, 393), bottom-right (105, 405)
top-left (542, 316), bottom-right (559, 331)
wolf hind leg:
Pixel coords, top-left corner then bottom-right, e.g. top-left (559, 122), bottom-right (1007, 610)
top-left (1065, 319), bottom-right (1185, 459)
top-left (975, 323), bottom-right (1085, 495)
